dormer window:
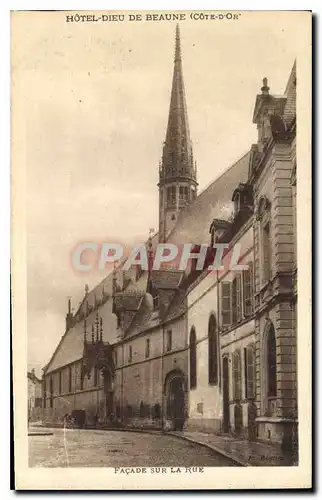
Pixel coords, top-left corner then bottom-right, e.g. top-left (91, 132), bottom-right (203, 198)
top-left (231, 184), bottom-right (254, 217)
top-left (209, 219), bottom-right (231, 247)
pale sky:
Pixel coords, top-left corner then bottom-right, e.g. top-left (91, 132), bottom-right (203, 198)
top-left (12, 11), bottom-right (301, 376)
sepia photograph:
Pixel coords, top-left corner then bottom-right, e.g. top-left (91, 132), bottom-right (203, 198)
top-left (11, 9), bottom-right (312, 490)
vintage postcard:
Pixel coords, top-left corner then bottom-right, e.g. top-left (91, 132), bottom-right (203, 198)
top-left (12, 10), bottom-right (312, 490)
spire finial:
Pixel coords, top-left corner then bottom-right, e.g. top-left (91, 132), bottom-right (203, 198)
top-left (68, 297), bottom-right (72, 314)
top-left (175, 23), bottom-right (181, 62)
top-left (261, 77), bottom-right (270, 95)
top-left (85, 284), bottom-right (89, 296)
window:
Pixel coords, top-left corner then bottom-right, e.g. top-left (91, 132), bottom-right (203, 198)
top-left (221, 282), bottom-right (232, 327)
top-left (35, 397), bottom-right (42, 408)
top-left (68, 366), bottom-right (72, 393)
top-left (244, 344), bottom-right (256, 399)
top-left (243, 263), bottom-right (254, 317)
top-left (232, 274), bottom-right (242, 323)
top-left (189, 328), bottom-right (197, 389)
top-left (153, 294), bottom-right (159, 310)
top-left (267, 325), bottom-right (277, 398)
top-left (50, 376), bottom-right (53, 408)
top-left (80, 365), bottom-right (84, 390)
top-left (128, 345), bottom-right (133, 363)
top-left (114, 349), bottom-right (118, 367)
top-left (59, 371), bottom-right (62, 395)
top-left (262, 221), bottom-right (271, 283)
top-left (257, 196), bottom-right (272, 285)
top-left (43, 379), bottom-right (46, 408)
top-left (145, 338), bottom-right (150, 358)
top-left (166, 329), bottom-right (172, 352)
top-left (117, 314), bottom-right (121, 329)
top-left (139, 401), bottom-right (145, 418)
top-left (167, 186), bottom-right (176, 204)
top-left (234, 192), bottom-right (240, 214)
top-left (94, 366), bottom-right (98, 386)
top-left (208, 315), bottom-right (218, 385)
top-left (232, 351), bottom-right (242, 400)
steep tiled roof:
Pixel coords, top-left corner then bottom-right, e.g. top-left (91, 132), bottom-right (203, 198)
top-left (164, 289), bottom-right (187, 323)
top-left (283, 61), bottom-right (296, 126)
top-left (150, 270), bottom-right (183, 290)
top-left (114, 292), bottom-right (144, 312)
top-left (167, 151), bottom-right (250, 245)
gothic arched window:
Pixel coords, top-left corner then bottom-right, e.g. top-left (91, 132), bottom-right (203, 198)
top-left (267, 325), bottom-right (277, 398)
top-left (189, 327), bottom-right (197, 389)
top-left (208, 315), bottom-right (218, 385)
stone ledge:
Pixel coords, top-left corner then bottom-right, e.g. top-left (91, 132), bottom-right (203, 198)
top-left (256, 416), bottom-right (297, 424)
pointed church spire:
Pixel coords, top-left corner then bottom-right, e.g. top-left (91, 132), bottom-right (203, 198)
top-left (164, 24), bottom-right (194, 169)
top-left (158, 25), bottom-right (198, 242)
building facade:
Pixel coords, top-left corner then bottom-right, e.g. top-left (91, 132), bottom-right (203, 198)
top-left (41, 27), bottom-right (297, 451)
top-left (186, 66), bottom-right (297, 451)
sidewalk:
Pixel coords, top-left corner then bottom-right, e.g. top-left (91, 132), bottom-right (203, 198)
top-left (169, 431), bottom-right (297, 467)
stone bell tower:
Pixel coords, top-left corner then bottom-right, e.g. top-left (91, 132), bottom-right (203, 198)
top-left (158, 25), bottom-right (198, 243)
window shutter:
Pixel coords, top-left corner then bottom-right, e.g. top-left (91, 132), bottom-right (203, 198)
top-left (246, 344), bottom-right (256, 399)
top-left (236, 274), bottom-right (242, 322)
top-left (221, 282), bottom-right (232, 327)
top-left (243, 263), bottom-right (254, 317)
top-left (232, 276), bottom-right (241, 324)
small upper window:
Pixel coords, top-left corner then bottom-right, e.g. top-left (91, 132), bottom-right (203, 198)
top-left (145, 339), bottom-right (150, 359)
top-left (234, 192), bottom-right (241, 214)
top-left (153, 294), bottom-right (159, 310)
top-left (166, 329), bottom-right (172, 352)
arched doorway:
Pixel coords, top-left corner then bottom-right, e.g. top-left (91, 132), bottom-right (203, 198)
top-left (261, 320), bottom-right (277, 416)
top-left (164, 370), bottom-right (186, 431)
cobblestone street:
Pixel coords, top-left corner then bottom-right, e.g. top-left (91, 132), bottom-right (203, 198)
top-left (28, 428), bottom-right (236, 468)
